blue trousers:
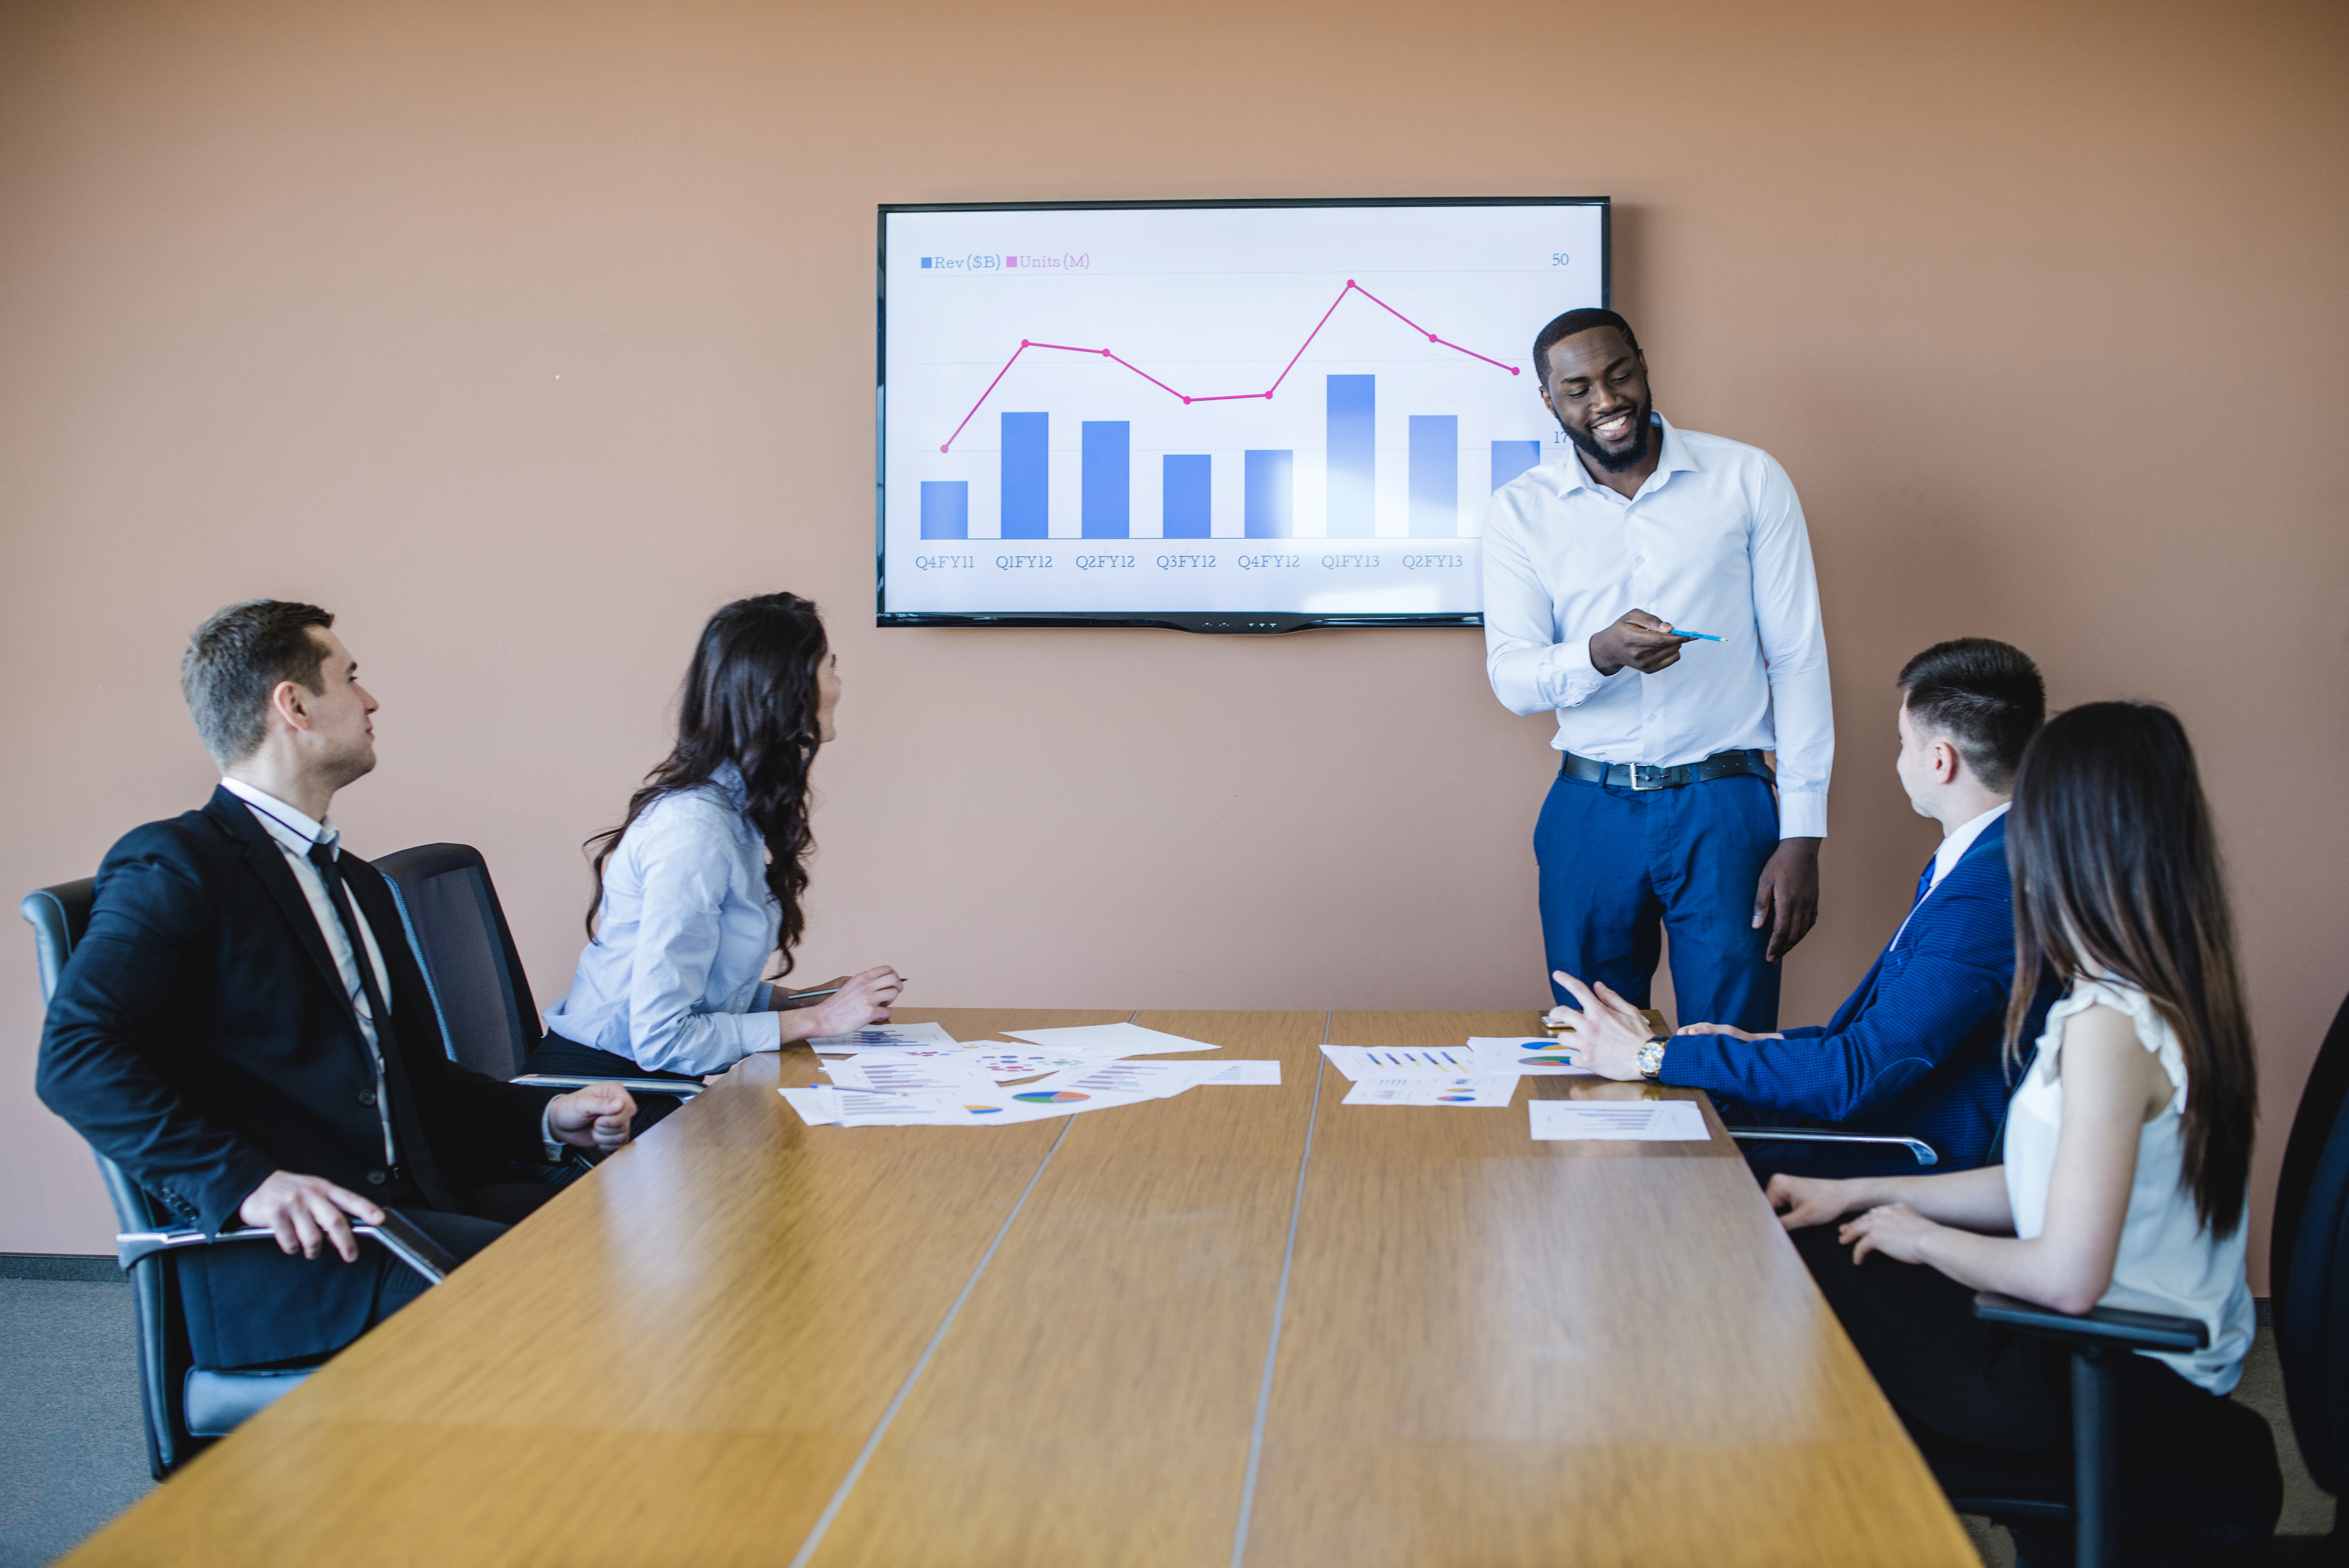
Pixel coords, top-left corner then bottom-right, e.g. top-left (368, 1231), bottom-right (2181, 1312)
top-left (1534, 765), bottom-right (1782, 1033)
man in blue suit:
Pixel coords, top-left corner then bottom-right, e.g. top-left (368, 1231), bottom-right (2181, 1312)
top-left (1548, 638), bottom-right (2057, 1174)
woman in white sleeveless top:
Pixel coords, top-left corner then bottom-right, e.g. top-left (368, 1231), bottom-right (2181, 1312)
top-left (1769, 702), bottom-right (2263, 1551)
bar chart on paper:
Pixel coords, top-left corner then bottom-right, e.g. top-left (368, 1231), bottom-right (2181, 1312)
top-left (881, 201), bottom-right (1604, 622)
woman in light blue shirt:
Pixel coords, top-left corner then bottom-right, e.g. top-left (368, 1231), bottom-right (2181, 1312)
top-left (533, 593), bottom-right (902, 1125)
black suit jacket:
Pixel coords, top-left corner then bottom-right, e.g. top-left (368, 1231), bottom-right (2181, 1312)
top-left (37, 788), bottom-right (554, 1366)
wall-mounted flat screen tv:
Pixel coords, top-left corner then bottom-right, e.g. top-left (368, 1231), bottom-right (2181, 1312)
top-left (877, 197), bottom-right (1608, 633)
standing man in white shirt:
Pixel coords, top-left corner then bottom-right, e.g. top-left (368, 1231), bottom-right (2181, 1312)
top-left (1483, 308), bottom-right (1833, 1032)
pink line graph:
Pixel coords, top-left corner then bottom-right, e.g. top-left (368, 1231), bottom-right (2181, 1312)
top-left (935, 280), bottom-right (1520, 453)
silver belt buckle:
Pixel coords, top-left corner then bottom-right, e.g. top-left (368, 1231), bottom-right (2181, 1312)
top-left (1626, 761), bottom-right (1663, 791)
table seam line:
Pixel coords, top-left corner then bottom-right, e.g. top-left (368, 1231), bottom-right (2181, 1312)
top-left (1226, 1006), bottom-right (1330, 1568)
top-left (783, 1112), bottom-right (1077, 1568)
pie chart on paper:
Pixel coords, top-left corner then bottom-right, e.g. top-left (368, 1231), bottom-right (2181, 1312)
top-left (1014, 1090), bottom-right (1092, 1104)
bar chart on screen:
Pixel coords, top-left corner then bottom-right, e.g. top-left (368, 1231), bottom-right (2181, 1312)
top-left (881, 201), bottom-right (1604, 623)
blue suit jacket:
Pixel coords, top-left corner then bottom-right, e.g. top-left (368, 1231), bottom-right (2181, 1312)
top-left (1662, 814), bottom-right (2058, 1171)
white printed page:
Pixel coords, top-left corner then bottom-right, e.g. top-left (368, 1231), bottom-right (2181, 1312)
top-left (1341, 1074), bottom-right (1520, 1108)
top-left (1529, 1099), bottom-right (1710, 1142)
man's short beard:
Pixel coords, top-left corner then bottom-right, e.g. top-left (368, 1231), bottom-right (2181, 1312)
top-left (1563, 398), bottom-right (1655, 473)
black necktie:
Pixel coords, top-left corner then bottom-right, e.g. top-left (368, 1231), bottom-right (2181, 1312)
top-left (308, 841), bottom-right (454, 1210)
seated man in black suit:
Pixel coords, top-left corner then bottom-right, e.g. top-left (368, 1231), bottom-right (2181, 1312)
top-left (38, 599), bottom-right (638, 1371)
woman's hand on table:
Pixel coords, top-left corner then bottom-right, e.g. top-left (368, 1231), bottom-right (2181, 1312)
top-left (792, 966), bottom-right (903, 1040)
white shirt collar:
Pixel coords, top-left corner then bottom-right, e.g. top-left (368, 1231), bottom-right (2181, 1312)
top-left (1558, 411), bottom-right (1696, 499)
top-left (220, 776), bottom-right (341, 860)
top-left (1930, 801), bottom-right (2010, 891)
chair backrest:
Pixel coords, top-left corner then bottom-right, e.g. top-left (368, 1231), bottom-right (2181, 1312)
top-left (371, 844), bottom-right (541, 1080)
top-left (2269, 989), bottom-right (2349, 1498)
top-left (19, 881), bottom-right (165, 1236)
top-left (20, 879), bottom-right (94, 1005)
top-left (20, 876), bottom-right (195, 1476)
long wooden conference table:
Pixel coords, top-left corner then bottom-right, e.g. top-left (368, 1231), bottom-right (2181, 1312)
top-left (68, 1010), bottom-right (1980, 1566)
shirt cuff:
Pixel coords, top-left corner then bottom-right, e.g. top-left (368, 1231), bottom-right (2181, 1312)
top-left (1545, 635), bottom-right (1609, 710)
top-left (1776, 790), bottom-right (1828, 840)
top-left (540, 1103), bottom-right (562, 1163)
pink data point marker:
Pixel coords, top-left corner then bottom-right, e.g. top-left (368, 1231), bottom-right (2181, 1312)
top-left (1021, 339), bottom-right (1031, 347)
top-left (1182, 396), bottom-right (1192, 404)
top-left (1510, 366), bottom-right (1521, 375)
top-left (938, 444), bottom-right (949, 453)
top-left (1429, 333), bottom-right (1439, 342)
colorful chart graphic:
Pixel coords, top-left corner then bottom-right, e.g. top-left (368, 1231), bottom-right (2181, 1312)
top-left (1437, 1091), bottom-right (1479, 1103)
top-left (964, 1105), bottom-right (1005, 1115)
top-left (1014, 1090), bottom-right (1092, 1103)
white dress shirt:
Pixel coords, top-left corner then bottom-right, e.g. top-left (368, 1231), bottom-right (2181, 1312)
top-left (219, 777), bottom-right (398, 1165)
top-left (1481, 413), bottom-right (1834, 838)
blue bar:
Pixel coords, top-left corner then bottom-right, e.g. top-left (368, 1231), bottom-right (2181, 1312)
top-left (1325, 374), bottom-right (1375, 538)
top-left (919, 480), bottom-right (968, 540)
top-left (1244, 450), bottom-right (1294, 538)
top-left (1491, 439), bottom-right (1541, 492)
top-left (1081, 421), bottom-right (1130, 538)
top-left (1002, 413), bottom-right (1048, 538)
top-left (1162, 454), bottom-right (1210, 538)
top-left (1408, 415), bottom-right (1458, 538)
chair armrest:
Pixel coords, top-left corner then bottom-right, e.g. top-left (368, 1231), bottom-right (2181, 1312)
top-left (118, 1213), bottom-right (458, 1284)
top-left (514, 1073), bottom-right (704, 1099)
top-left (1972, 1291), bottom-right (2208, 1353)
top-left (1723, 1128), bottom-right (1939, 1166)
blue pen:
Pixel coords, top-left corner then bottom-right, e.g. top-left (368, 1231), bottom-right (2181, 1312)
top-left (1667, 629), bottom-right (1722, 641)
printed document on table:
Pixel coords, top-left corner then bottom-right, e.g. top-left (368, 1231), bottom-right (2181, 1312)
top-left (1341, 1074), bottom-right (1520, 1107)
top-left (809, 1021), bottom-right (959, 1053)
top-left (834, 1044), bottom-right (1091, 1082)
top-left (1467, 1038), bottom-right (1599, 1077)
top-left (781, 1083), bottom-right (1074, 1128)
top-left (1200, 1060), bottom-right (1281, 1085)
top-left (1319, 1044), bottom-right (1480, 1081)
top-left (780, 1084), bottom-right (956, 1126)
top-left (955, 1046), bottom-right (1093, 1080)
top-left (999, 1022), bottom-right (1221, 1057)
top-left (825, 1057), bottom-right (998, 1098)
top-left (779, 1086), bottom-right (841, 1126)
top-left (1529, 1099), bottom-right (1710, 1141)
top-left (1012, 1058), bottom-right (1215, 1105)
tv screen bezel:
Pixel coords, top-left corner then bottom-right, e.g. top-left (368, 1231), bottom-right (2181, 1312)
top-left (875, 195), bottom-right (1610, 634)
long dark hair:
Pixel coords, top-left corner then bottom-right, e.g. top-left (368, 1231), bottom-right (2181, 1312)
top-left (2004, 702), bottom-right (2256, 1236)
top-left (585, 593), bottom-right (829, 974)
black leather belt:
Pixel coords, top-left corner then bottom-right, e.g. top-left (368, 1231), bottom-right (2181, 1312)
top-left (1559, 748), bottom-right (1771, 791)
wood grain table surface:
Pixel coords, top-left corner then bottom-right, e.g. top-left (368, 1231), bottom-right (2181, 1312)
top-left (66, 1009), bottom-right (1978, 1567)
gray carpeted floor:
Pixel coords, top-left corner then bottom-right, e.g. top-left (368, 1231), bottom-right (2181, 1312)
top-left (0, 1269), bottom-right (152, 1568)
top-left (0, 1261), bottom-right (2329, 1564)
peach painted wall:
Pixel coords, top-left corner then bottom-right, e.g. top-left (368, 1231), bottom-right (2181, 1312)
top-left (1, 0), bottom-right (2342, 1289)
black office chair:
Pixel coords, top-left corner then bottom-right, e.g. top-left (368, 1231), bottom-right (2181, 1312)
top-left (1906, 998), bottom-right (2349, 1566)
top-left (21, 879), bottom-right (458, 1479)
top-left (371, 843), bottom-right (703, 1110)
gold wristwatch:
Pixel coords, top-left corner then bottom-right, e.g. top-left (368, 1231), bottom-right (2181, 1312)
top-left (1637, 1035), bottom-right (1668, 1081)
